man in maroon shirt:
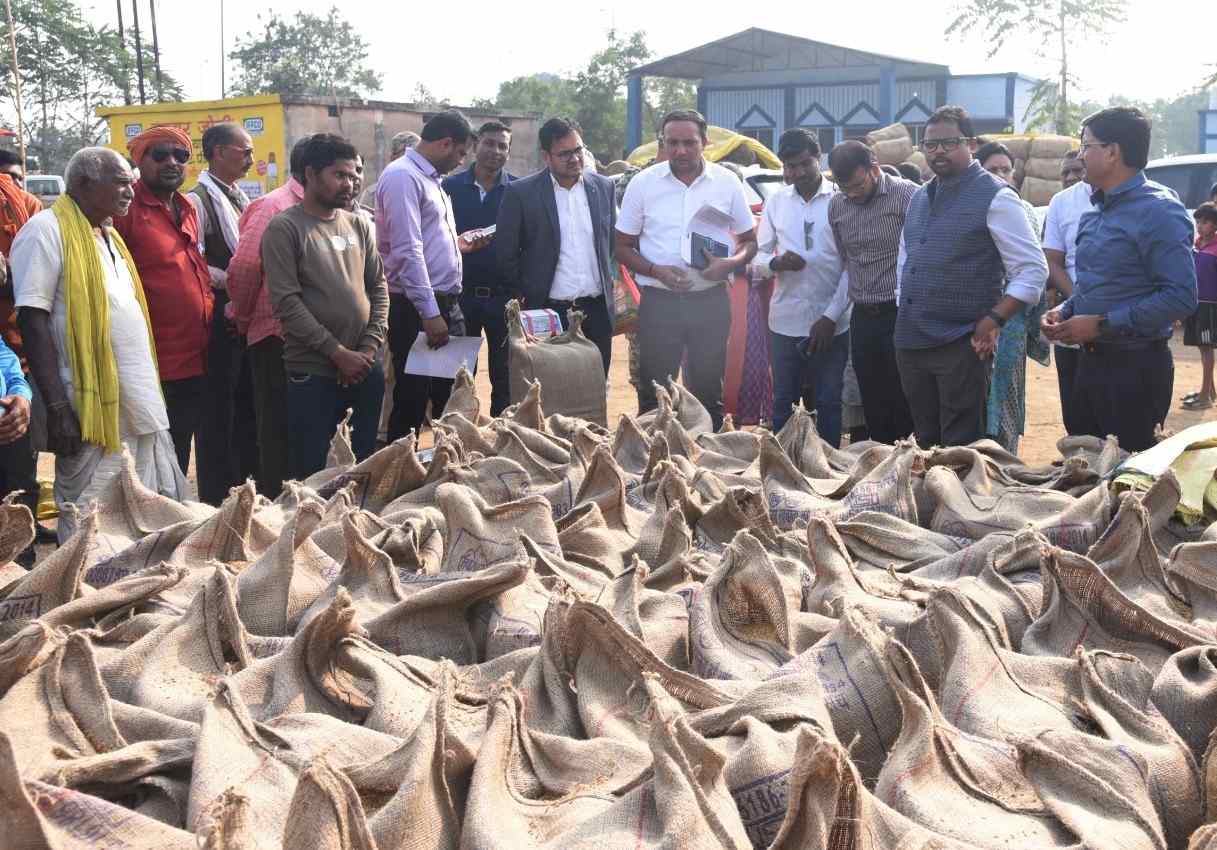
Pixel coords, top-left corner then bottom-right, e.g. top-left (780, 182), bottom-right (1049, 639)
top-left (113, 127), bottom-right (214, 477)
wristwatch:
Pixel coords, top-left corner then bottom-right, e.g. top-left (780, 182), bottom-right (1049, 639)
top-left (985, 309), bottom-right (1007, 328)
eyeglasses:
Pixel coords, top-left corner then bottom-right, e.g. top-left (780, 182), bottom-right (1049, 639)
top-left (149, 147), bottom-right (191, 164)
top-left (920, 137), bottom-right (969, 153)
top-left (550, 145), bottom-right (585, 162)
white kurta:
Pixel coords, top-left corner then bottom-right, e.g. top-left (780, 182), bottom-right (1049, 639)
top-left (10, 209), bottom-right (187, 540)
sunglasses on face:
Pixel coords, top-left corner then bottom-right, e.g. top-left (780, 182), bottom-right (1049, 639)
top-left (149, 147), bottom-right (191, 164)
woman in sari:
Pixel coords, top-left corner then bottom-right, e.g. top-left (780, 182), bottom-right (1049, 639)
top-left (976, 141), bottom-right (1049, 454)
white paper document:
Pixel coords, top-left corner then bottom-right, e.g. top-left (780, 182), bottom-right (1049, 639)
top-left (404, 333), bottom-right (483, 379)
top-left (681, 203), bottom-right (737, 265)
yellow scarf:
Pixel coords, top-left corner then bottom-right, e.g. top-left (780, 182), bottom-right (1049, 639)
top-left (51, 194), bottom-right (158, 453)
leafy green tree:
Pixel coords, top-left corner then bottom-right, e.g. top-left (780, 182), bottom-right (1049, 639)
top-left (491, 73), bottom-right (578, 120)
top-left (229, 6), bottom-right (382, 98)
top-left (645, 77), bottom-right (697, 131)
top-left (573, 29), bottom-right (650, 162)
top-left (947, 0), bottom-right (1126, 134)
top-left (0, 0), bottom-right (183, 172)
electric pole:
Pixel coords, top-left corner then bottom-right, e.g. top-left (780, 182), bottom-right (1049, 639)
top-left (149, 0), bottom-right (162, 101)
top-left (131, 0), bottom-right (145, 104)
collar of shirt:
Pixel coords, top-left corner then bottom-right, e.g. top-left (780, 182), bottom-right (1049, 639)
top-left (1091, 171), bottom-right (1146, 209)
top-left (781, 175), bottom-right (834, 206)
top-left (406, 147), bottom-right (441, 181)
top-left (133, 180), bottom-right (188, 213)
top-left (453, 165), bottom-right (509, 191)
top-left (550, 172), bottom-right (584, 191)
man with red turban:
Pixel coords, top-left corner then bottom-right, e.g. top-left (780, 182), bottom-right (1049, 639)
top-left (112, 125), bottom-right (215, 480)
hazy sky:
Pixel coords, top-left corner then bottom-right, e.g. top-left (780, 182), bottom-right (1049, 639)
top-left (83, 0), bottom-right (1211, 108)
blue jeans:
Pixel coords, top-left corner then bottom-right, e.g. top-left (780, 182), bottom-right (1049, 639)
top-left (770, 329), bottom-right (849, 444)
top-left (285, 361), bottom-right (385, 481)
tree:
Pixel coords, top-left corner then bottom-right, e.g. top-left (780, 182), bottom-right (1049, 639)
top-left (491, 73), bottom-right (577, 120)
top-left (573, 29), bottom-right (650, 162)
top-left (645, 77), bottom-right (697, 127)
top-left (0, 0), bottom-right (183, 173)
top-left (228, 6), bottom-right (381, 98)
top-left (947, 0), bottom-right (1126, 135)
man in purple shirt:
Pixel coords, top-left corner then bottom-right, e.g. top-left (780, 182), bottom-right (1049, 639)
top-left (376, 111), bottom-right (489, 440)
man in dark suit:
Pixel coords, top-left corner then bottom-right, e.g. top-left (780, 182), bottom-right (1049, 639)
top-left (443, 121), bottom-right (517, 416)
top-left (496, 117), bottom-right (616, 372)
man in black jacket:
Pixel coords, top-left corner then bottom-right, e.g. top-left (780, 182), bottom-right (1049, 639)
top-left (443, 121), bottom-right (516, 415)
top-left (495, 117), bottom-right (616, 372)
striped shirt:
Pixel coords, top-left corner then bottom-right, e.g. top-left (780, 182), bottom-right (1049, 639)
top-left (828, 172), bottom-right (918, 305)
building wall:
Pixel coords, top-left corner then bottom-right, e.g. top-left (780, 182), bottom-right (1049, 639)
top-left (281, 102), bottom-right (543, 187)
top-left (1200, 109), bottom-right (1217, 154)
top-left (945, 75), bottom-right (1009, 124)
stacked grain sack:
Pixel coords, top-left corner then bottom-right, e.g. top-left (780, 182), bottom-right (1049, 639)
top-left (864, 122), bottom-right (930, 180)
top-left (983, 133), bottom-right (1078, 206)
top-left (3, 375), bottom-right (1217, 848)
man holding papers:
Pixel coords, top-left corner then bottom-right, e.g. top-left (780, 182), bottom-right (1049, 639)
top-left (615, 109), bottom-right (757, 430)
top-left (754, 129), bottom-right (851, 441)
top-left (262, 134), bottom-right (388, 480)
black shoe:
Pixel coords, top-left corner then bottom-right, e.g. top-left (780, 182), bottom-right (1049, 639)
top-left (34, 522), bottom-right (56, 544)
top-left (15, 545), bottom-right (35, 569)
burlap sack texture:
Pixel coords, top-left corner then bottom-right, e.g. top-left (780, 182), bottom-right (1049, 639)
top-left (5, 378), bottom-right (1217, 848)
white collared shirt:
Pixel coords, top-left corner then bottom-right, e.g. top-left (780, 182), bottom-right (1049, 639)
top-left (616, 160), bottom-right (755, 291)
top-left (549, 174), bottom-right (601, 300)
top-left (754, 179), bottom-right (850, 338)
top-left (1042, 180), bottom-right (1093, 280)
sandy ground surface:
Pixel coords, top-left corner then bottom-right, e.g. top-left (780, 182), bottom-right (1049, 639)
top-left (34, 331), bottom-right (1212, 504)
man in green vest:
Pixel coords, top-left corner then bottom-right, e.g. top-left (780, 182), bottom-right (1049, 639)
top-left (186, 121), bottom-right (258, 505)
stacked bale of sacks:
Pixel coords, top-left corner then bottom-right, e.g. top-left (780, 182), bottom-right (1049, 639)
top-left (982, 133), bottom-right (1078, 206)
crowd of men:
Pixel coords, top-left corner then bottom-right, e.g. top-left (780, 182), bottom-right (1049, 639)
top-left (0, 101), bottom-right (1199, 565)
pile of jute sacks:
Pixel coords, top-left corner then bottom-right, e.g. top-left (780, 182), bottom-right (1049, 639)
top-left (2, 368), bottom-right (1217, 850)
top-left (864, 122), bottom-right (1077, 206)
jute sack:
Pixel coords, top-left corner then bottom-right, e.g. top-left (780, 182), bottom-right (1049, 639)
top-left (835, 509), bottom-right (969, 572)
top-left (521, 531), bottom-right (616, 599)
top-left (1030, 134), bottom-right (1077, 159)
top-left (875, 635), bottom-right (1095, 848)
top-left (696, 429), bottom-right (763, 476)
top-left (442, 364), bottom-right (488, 425)
top-left (236, 498), bottom-right (337, 636)
top-left (767, 727), bottom-right (973, 850)
top-left (436, 482), bottom-right (560, 573)
top-left (687, 531), bottom-right (815, 681)
top-left (1191, 825), bottom-right (1217, 850)
top-left (1152, 646), bottom-right (1217, 762)
top-left (380, 451), bottom-right (532, 511)
top-left (99, 567), bottom-right (253, 722)
top-left (772, 609), bottom-right (901, 785)
top-left (0, 620), bottom-right (67, 697)
top-left (311, 433), bottom-right (430, 513)
top-left (491, 423), bottom-right (567, 484)
top-left (0, 493), bottom-right (33, 564)
top-left (774, 402), bottom-right (858, 481)
top-left (230, 589), bottom-right (372, 724)
top-left (471, 564), bottom-right (550, 661)
top-left (691, 670), bottom-right (838, 850)
top-left (1085, 494), bottom-right (1200, 634)
top-left (1025, 155), bottom-right (1068, 180)
top-left (2, 732), bottom-right (197, 850)
top-left (925, 464), bottom-right (1113, 551)
top-left (506, 299), bottom-right (607, 426)
top-left (557, 502), bottom-right (633, 579)
top-left (1023, 545), bottom-right (1206, 674)
top-left (186, 681), bottom-right (401, 850)
top-left (1022, 175), bottom-right (1062, 205)
top-left (693, 486), bottom-right (779, 555)
top-left (501, 378), bottom-right (548, 431)
top-left (435, 411), bottom-right (497, 455)
top-left (871, 136), bottom-right (914, 165)
top-left (865, 122), bottom-right (911, 145)
top-left (597, 558), bottom-right (690, 670)
top-left (1165, 539), bottom-right (1217, 636)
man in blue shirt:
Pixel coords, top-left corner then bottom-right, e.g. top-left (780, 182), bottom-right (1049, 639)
top-left (442, 121), bottom-right (517, 416)
top-left (1043, 106), bottom-right (1197, 451)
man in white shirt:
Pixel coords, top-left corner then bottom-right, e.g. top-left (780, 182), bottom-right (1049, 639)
top-left (496, 117), bottom-right (616, 372)
top-left (755, 129), bottom-right (850, 440)
top-left (1041, 150), bottom-right (1090, 434)
top-left (615, 109), bottom-right (757, 429)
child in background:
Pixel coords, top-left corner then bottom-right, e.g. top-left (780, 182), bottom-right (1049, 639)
top-left (1183, 203), bottom-right (1217, 410)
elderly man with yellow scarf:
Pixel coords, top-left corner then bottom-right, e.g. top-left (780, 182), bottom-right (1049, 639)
top-left (10, 147), bottom-right (187, 542)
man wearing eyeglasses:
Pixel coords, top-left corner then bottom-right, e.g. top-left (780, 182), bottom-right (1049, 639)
top-left (114, 126), bottom-right (215, 478)
top-left (1042, 106), bottom-right (1197, 451)
top-left (184, 121), bottom-right (257, 505)
top-left (497, 117), bottom-right (617, 375)
top-left (894, 105), bottom-right (1046, 449)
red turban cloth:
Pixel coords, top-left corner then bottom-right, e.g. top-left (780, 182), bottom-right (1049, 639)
top-left (127, 126), bottom-right (193, 165)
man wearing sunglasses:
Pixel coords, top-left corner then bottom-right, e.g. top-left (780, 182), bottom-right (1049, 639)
top-left (894, 105), bottom-right (1047, 449)
top-left (114, 126), bottom-right (215, 479)
top-left (497, 117), bottom-right (617, 376)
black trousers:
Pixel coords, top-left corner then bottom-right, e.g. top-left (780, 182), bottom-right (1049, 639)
top-left (0, 429), bottom-right (36, 565)
top-left (637, 285), bottom-right (730, 430)
top-left (248, 336), bottom-right (288, 499)
top-left (1054, 345), bottom-right (1082, 436)
top-left (896, 335), bottom-right (990, 448)
top-left (850, 302), bottom-right (915, 444)
top-left (388, 292), bottom-right (466, 440)
top-left (1072, 341), bottom-right (1172, 453)
top-left (195, 290), bottom-right (259, 505)
top-left (547, 294), bottom-right (613, 376)
top-left (161, 375), bottom-right (206, 477)
top-left (461, 288), bottom-right (514, 417)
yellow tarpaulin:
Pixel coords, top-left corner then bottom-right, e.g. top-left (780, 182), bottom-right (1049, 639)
top-left (1113, 422), bottom-right (1217, 526)
top-left (627, 126), bottom-right (781, 170)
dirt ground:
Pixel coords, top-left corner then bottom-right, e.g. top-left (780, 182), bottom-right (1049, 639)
top-left (34, 332), bottom-right (1212, 496)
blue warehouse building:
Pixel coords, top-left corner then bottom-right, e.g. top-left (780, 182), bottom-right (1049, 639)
top-left (625, 28), bottom-right (1040, 155)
